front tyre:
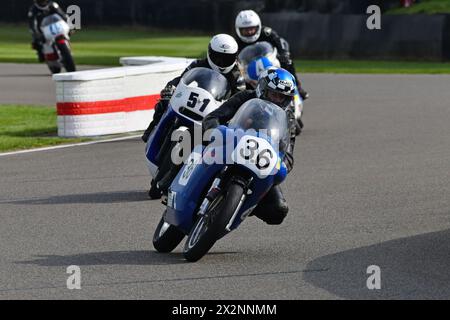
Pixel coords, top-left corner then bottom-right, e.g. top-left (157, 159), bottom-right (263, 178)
top-left (48, 65), bottom-right (61, 74)
top-left (57, 41), bottom-right (76, 72)
top-left (153, 215), bottom-right (185, 253)
top-left (183, 182), bottom-right (245, 262)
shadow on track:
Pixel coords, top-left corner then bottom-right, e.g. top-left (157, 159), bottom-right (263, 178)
top-left (7, 191), bottom-right (150, 204)
top-left (303, 228), bottom-right (450, 299)
top-left (15, 250), bottom-right (238, 266)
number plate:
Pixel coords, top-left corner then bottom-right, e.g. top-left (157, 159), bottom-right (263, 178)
top-left (231, 135), bottom-right (278, 178)
top-left (178, 152), bottom-right (202, 186)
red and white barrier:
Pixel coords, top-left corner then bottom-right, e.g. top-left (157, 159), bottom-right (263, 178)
top-left (120, 56), bottom-right (194, 66)
top-left (53, 57), bottom-right (194, 137)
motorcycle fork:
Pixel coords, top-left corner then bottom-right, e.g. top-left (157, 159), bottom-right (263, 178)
top-left (225, 176), bottom-right (253, 232)
top-left (198, 167), bottom-right (253, 231)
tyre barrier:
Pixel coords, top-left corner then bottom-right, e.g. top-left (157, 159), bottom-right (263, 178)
top-left (53, 57), bottom-right (194, 137)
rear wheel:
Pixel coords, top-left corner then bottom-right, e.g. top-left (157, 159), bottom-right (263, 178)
top-left (153, 215), bottom-right (185, 253)
top-left (183, 181), bottom-right (245, 262)
top-left (57, 41), bottom-right (76, 72)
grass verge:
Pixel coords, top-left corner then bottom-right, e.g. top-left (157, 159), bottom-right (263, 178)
top-left (0, 24), bottom-right (209, 66)
top-left (2, 24), bottom-right (450, 73)
top-left (0, 105), bottom-right (89, 152)
top-left (386, 0), bottom-right (450, 14)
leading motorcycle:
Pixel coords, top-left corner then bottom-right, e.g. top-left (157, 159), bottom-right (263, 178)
top-left (152, 98), bottom-right (290, 262)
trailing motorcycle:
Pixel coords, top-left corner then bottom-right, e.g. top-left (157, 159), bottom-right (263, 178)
top-left (40, 13), bottom-right (76, 74)
top-left (238, 41), bottom-right (304, 135)
top-left (145, 67), bottom-right (231, 195)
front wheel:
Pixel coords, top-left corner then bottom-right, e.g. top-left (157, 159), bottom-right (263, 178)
top-left (183, 181), bottom-right (245, 262)
top-left (153, 215), bottom-right (185, 253)
top-left (48, 65), bottom-right (61, 74)
top-left (57, 41), bottom-right (76, 72)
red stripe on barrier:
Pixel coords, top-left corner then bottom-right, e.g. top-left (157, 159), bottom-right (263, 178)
top-left (57, 94), bottom-right (160, 116)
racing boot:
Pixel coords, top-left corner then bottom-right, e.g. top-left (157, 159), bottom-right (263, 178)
top-left (157, 162), bottom-right (183, 197)
top-left (148, 179), bottom-right (162, 199)
top-left (251, 185), bottom-right (289, 225)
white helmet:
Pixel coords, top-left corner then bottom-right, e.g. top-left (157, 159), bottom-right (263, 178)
top-left (235, 10), bottom-right (262, 44)
top-left (207, 34), bottom-right (239, 74)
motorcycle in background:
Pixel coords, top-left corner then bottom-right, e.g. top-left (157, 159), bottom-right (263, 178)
top-left (40, 14), bottom-right (76, 74)
top-left (238, 41), bottom-right (304, 135)
top-left (145, 67), bottom-right (231, 195)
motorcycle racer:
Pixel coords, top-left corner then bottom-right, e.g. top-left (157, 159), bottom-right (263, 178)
top-left (202, 67), bottom-right (297, 225)
top-left (28, 0), bottom-right (68, 62)
top-left (142, 33), bottom-right (245, 144)
top-left (234, 9), bottom-right (309, 101)
top-left (142, 34), bottom-right (245, 199)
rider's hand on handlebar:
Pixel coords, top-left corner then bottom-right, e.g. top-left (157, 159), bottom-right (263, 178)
top-left (160, 84), bottom-right (176, 101)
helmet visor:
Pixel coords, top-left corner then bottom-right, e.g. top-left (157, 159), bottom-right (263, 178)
top-left (209, 48), bottom-right (237, 68)
top-left (264, 88), bottom-right (293, 109)
top-left (239, 26), bottom-right (259, 37)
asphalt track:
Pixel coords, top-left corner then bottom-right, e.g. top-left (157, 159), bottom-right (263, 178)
top-left (0, 63), bottom-right (98, 105)
top-left (0, 64), bottom-right (450, 299)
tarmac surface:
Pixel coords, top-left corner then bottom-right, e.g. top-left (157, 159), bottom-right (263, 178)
top-left (0, 63), bottom-right (98, 105)
top-left (0, 64), bottom-right (449, 299)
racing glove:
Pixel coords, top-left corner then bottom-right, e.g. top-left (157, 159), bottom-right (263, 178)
top-left (160, 84), bottom-right (176, 101)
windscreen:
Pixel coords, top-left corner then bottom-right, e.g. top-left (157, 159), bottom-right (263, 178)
top-left (41, 14), bottom-right (63, 27)
top-left (228, 98), bottom-right (289, 150)
top-left (181, 67), bottom-right (231, 101)
top-left (238, 42), bottom-right (275, 66)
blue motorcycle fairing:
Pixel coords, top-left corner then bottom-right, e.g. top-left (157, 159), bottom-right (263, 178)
top-left (145, 104), bottom-right (192, 171)
top-left (247, 56), bottom-right (274, 81)
top-left (165, 144), bottom-right (223, 234)
top-left (165, 125), bottom-right (288, 234)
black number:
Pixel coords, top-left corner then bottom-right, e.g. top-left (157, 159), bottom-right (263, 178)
top-left (187, 92), bottom-right (199, 108)
top-left (240, 138), bottom-right (259, 160)
top-left (199, 99), bottom-right (210, 112)
top-left (256, 149), bottom-right (273, 170)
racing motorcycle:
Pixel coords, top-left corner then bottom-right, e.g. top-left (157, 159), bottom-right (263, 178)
top-left (152, 98), bottom-right (289, 262)
top-left (40, 14), bottom-right (76, 74)
top-left (238, 41), bottom-right (304, 135)
top-left (145, 67), bottom-right (231, 194)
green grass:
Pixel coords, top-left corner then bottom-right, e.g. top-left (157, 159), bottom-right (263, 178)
top-left (295, 59), bottom-right (450, 74)
top-left (0, 24), bottom-right (209, 66)
top-left (0, 105), bottom-right (89, 152)
top-left (387, 0), bottom-right (450, 14)
top-left (2, 24), bottom-right (450, 73)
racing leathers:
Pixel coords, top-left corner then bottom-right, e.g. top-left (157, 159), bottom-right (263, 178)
top-left (202, 90), bottom-right (297, 225)
top-left (28, 2), bottom-right (68, 62)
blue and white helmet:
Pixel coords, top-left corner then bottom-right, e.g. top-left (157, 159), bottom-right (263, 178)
top-left (256, 67), bottom-right (296, 109)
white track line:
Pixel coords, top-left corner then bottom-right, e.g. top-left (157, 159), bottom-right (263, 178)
top-left (0, 135), bottom-right (142, 158)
